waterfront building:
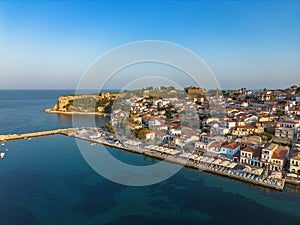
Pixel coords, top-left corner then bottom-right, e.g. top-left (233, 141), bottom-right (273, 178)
top-left (220, 142), bottom-right (240, 159)
top-left (206, 140), bottom-right (227, 155)
top-left (240, 146), bottom-right (262, 166)
top-left (145, 130), bottom-right (155, 140)
top-left (260, 143), bottom-right (279, 168)
top-left (194, 141), bottom-right (207, 150)
top-left (289, 151), bottom-right (300, 174)
top-left (154, 131), bottom-right (170, 141)
top-left (270, 146), bottom-right (289, 171)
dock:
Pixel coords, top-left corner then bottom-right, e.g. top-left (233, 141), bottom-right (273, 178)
top-left (0, 128), bottom-right (74, 142)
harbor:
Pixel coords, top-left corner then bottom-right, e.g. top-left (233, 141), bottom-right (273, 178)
top-left (59, 128), bottom-right (286, 191)
top-left (0, 127), bottom-right (295, 191)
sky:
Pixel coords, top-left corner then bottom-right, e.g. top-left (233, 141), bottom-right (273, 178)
top-left (0, 0), bottom-right (299, 90)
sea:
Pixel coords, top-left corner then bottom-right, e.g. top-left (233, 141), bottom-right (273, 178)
top-left (0, 90), bottom-right (300, 225)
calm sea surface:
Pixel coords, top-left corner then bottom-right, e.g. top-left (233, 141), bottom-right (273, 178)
top-left (0, 90), bottom-right (300, 225)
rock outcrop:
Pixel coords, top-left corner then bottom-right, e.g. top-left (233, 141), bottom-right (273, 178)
top-left (46, 92), bottom-right (118, 114)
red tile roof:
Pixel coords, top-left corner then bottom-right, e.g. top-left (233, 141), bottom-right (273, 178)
top-left (222, 142), bottom-right (239, 149)
top-left (271, 147), bottom-right (289, 160)
top-left (241, 147), bottom-right (254, 153)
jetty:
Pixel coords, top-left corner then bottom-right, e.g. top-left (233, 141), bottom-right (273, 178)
top-left (0, 128), bottom-right (74, 142)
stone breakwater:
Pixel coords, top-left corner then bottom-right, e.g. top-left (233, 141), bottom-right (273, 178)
top-left (0, 128), bottom-right (74, 142)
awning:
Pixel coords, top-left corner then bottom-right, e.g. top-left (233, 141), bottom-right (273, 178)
top-left (252, 168), bottom-right (263, 176)
top-left (243, 166), bottom-right (252, 173)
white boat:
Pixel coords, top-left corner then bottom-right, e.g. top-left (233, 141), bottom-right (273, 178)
top-left (1, 143), bottom-right (4, 147)
top-left (28, 138), bottom-right (32, 140)
top-left (0, 152), bottom-right (5, 159)
top-left (5, 148), bottom-right (8, 151)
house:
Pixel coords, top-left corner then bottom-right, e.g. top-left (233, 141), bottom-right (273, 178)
top-left (258, 114), bottom-right (278, 122)
top-left (148, 118), bottom-right (162, 129)
top-left (241, 136), bottom-right (262, 147)
top-left (154, 131), bottom-right (170, 142)
top-left (287, 108), bottom-right (300, 116)
top-left (289, 151), bottom-right (300, 174)
top-left (181, 134), bottom-right (199, 143)
top-left (231, 126), bottom-right (264, 136)
top-left (220, 142), bottom-right (240, 159)
top-left (213, 126), bottom-right (230, 135)
top-left (240, 146), bottom-right (262, 166)
top-left (199, 132), bottom-right (214, 143)
top-left (207, 140), bottom-right (227, 155)
top-left (261, 121), bottom-right (280, 133)
top-left (155, 124), bottom-right (168, 131)
top-left (195, 141), bottom-right (207, 150)
top-left (170, 128), bottom-right (181, 136)
top-left (223, 120), bottom-right (237, 129)
top-left (260, 143), bottom-right (279, 168)
top-left (295, 94), bottom-right (300, 103)
top-left (275, 127), bottom-right (295, 140)
top-left (131, 116), bottom-right (142, 124)
top-left (280, 120), bottom-right (300, 131)
top-left (145, 130), bottom-right (155, 140)
top-left (270, 146), bottom-right (289, 171)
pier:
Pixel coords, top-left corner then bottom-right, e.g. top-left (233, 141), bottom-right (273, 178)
top-left (0, 128), bottom-right (74, 142)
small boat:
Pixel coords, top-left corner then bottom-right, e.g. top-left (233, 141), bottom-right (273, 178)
top-left (1, 143), bottom-right (4, 147)
top-left (5, 148), bottom-right (8, 151)
top-left (28, 138), bottom-right (32, 140)
top-left (0, 152), bottom-right (5, 159)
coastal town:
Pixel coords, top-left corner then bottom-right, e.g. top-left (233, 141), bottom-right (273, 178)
top-left (2, 85), bottom-right (300, 191)
top-left (58, 85), bottom-right (300, 190)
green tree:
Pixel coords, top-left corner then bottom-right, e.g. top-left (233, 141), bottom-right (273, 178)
top-left (276, 110), bottom-right (284, 117)
top-left (105, 123), bottom-right (115, 134)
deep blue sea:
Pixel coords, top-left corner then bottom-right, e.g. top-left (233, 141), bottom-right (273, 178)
top-left (0, 90), bottom-right (300, 225)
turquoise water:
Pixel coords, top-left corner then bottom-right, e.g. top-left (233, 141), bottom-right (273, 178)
top-left (0, 90), bottom-right (300, 225)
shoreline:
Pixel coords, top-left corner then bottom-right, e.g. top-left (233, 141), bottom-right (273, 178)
top-left (0, 128), bottom-right (290, 191)
top-left (44, 108), bottom-right (110, 117)
top-left (60, 131), bottom-right (285, 191)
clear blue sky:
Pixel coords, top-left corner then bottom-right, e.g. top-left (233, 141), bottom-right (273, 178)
top-left (0, 0), bottom-right (299, 89)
